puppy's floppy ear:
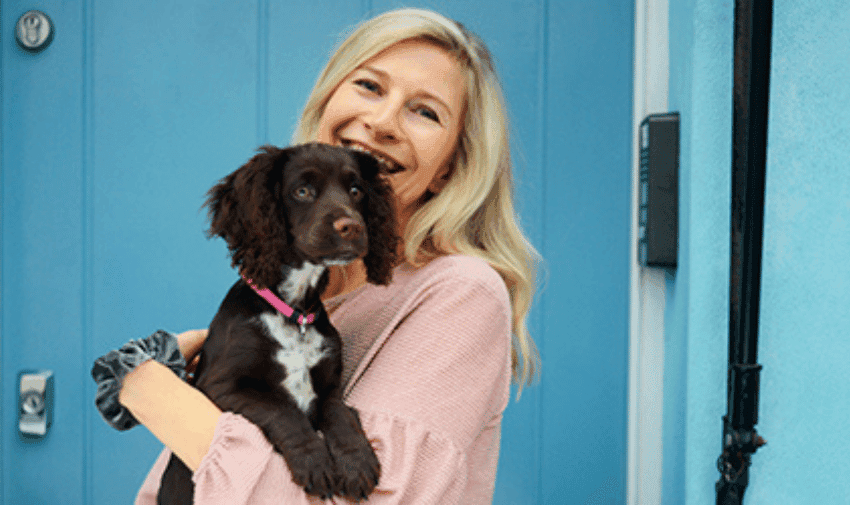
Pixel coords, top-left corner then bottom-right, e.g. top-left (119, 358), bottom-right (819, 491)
top-left (350, 151), bottom-right (399, 285)
top-left (350, 149), bottom-right (382, 180)
top-left (204, 145), bottom-right (291, 289)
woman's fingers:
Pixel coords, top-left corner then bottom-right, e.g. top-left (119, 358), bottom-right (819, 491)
top-left (176, 329), bottom-right (208, 362)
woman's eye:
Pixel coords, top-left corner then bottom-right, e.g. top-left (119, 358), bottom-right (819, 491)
top-left (354, 79), bottom-right (381, 94)
top-left (414, 105), bottom-right (440, 123)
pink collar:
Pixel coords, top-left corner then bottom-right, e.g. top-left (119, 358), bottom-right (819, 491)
top-left (242, 275), bottom-right (316, 327)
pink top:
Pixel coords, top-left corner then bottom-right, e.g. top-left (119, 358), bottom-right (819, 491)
top-left (136, 255), bottom-right (513, 504)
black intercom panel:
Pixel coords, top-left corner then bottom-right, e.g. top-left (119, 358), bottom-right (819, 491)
top-left (639, 113), bottom-right (679, 268)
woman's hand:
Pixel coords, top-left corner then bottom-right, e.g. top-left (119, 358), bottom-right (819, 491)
top-left (176, 329), bottom-right (208, 376)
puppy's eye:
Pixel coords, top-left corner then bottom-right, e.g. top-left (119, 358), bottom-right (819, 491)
top-left (349, 185), bottom-right (363, 199)
top-left (293, 186), bottom-right (316, 201)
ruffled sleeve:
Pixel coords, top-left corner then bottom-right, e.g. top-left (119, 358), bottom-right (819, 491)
top-left (139, 410), bottom-right (470, 504)
top-left (343, 410), bottom-right (468, 503)
top-left (191, 412), bottom-right (292, 504)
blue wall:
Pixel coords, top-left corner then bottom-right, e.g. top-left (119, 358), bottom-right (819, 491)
top-left (666, 0), bottom-right (850, 503)
top-left (752, 0), bottom-right (850, 502)
top-left (666, 1), bottom-right (733, 503)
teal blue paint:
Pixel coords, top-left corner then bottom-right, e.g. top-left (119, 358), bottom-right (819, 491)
top-left (667, 0), bottom-right (735, 503)
top-left (749, 0), bottom-right (850, 502)
top-left (667, 0), bottom-right (850, 503)
top-left (2, 1), bottom-right (89, 502)
top-left (540, 2), bottom-right (633, 503)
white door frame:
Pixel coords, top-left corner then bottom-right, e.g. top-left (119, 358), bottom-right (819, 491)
top-left (629, 0), bottom-right (669, 503)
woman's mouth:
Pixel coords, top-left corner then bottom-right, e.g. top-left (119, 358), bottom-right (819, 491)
top-left (340, 140), bottom-right (405, 174)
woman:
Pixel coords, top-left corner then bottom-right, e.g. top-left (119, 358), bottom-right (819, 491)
top-left (119, 7), bottom-right (539, 504)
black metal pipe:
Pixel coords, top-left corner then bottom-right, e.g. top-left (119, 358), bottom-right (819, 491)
top-left (716, 0), bottom-right (773, 503)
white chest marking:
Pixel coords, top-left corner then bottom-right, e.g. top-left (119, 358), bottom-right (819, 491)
top-left (259, 312), bottom-right (328, 412)
top-left (277, 262), bottom-right (325, 305)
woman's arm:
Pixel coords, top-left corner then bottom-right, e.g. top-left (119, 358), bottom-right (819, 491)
top-left (119, 329), bottom-right (221, 472)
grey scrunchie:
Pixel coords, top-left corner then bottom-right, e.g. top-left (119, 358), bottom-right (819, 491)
top-left (91, 330), bottom-right (187, 431)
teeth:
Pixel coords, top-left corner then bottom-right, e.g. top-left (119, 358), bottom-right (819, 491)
top-left (344, 142), bottom-right (399, 172)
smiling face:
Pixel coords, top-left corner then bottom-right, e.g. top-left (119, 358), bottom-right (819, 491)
top-left (315, 39), bottom-right (468, 230)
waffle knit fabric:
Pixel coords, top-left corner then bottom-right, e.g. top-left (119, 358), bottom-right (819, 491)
top-left (136, 255), bottom-right (513, 504)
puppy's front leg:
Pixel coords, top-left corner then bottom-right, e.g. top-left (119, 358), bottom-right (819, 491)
top-left (213, 391), bottom-right (337, 499)
top-left (319, 396), bottom-right (381, 501)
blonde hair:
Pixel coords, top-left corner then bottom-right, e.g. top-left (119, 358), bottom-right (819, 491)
top-left (292, 8), bottom-right (541, 394)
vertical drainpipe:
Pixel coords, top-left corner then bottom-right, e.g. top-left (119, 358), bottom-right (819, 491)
top-left (715, 0), bottom-right (773, 503)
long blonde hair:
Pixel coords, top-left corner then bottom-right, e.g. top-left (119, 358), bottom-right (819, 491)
top-left (292, 8), bottom-right (541, 393)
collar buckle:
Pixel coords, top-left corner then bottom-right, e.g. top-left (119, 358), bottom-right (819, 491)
top-left (242, 275), bottom-right (316, 331)
top-left (288, 308), bottom-right (305, 326)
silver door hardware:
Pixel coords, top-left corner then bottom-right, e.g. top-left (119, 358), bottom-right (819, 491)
top-left (16, 10), bottom-right (55, 53)
top-left (19, 370), bottom-right (54, 439)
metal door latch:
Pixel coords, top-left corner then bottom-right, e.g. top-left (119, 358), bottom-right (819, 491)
top-left (19, 370), bottom-right (54, 439)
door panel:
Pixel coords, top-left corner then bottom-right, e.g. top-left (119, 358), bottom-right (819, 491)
top-left (2, 2), bottom-right (88, 503)
top-left (89, 3), bottom-right (261, 502)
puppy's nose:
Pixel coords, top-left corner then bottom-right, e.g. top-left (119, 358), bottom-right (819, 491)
top-left (333, 217), bottom-right (363, 240)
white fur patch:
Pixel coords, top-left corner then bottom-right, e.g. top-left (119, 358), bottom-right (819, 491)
top-left (277, 262), bottom-right (325, 305)
top-left (259, 312), bottom-right (328, 412)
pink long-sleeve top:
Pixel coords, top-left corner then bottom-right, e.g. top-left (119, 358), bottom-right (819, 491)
top-left (136, 254), bottom-right (513, 504)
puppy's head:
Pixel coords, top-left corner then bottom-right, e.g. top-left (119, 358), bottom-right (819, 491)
top-left (205, 143), bottom-right (398, 289)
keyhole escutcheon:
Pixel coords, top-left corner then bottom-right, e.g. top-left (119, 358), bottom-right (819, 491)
top-left (16, 10), bottom-right (54, 53)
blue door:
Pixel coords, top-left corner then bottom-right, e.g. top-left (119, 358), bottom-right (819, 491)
top-left (2, 1), bottom-right (632, 503)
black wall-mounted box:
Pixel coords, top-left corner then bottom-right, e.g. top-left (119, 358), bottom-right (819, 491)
top-left (639, 113), bottom-right (679, 268)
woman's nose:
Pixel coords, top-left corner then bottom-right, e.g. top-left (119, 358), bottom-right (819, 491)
top-left (364, 94), bottom-right (403, 142)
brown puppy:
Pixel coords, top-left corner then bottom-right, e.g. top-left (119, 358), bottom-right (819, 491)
top-left (158, 143), bottom-right (397, 503)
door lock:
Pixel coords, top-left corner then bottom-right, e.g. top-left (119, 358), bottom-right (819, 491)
top-left (19, 370), bottom-right (54, 439)
top-left (15, 10), bottom-right (55, 53)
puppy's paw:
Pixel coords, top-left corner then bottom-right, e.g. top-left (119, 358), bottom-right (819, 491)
top-left (283, 444), bottom-right (337, 500)
top-left (330, 441), bottom-right (381, 502)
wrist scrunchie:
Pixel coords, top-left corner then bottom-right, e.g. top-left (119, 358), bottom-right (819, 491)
top-left (91, 330), bottom-right (187, 431)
